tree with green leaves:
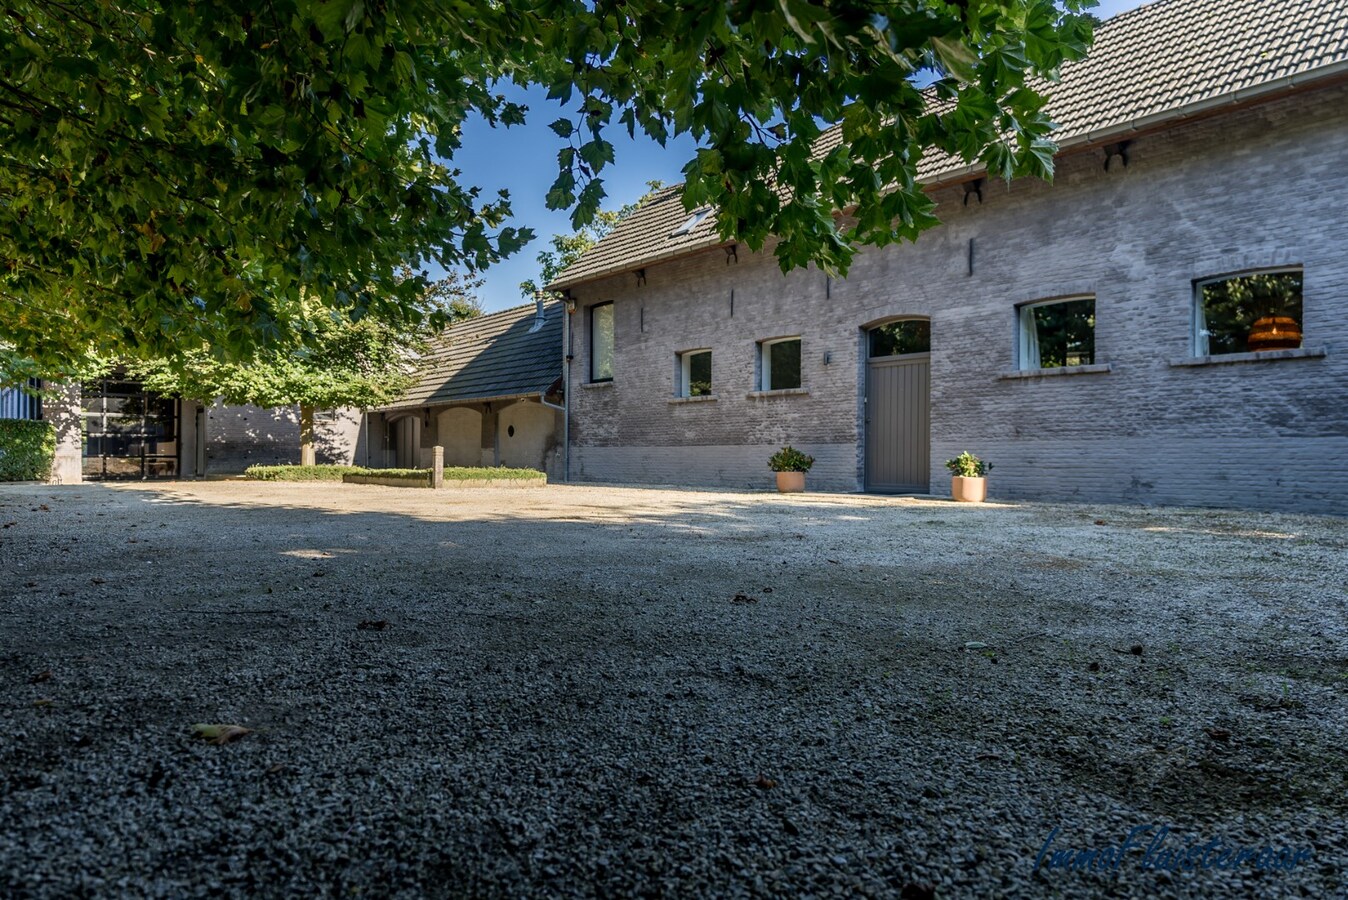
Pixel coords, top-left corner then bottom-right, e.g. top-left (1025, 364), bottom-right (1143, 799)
top-left (404, 265), bottom-right (485, 323)
top-left (1, 0), bottom-right (1096, 374)
top-left (127, 270), bottom-right (481, 465)
top-left (519, 181), bottom-right (665, 299)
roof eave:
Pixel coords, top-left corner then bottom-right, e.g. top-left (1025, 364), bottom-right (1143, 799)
top-left (376, 389), bottom-right (550, 413)
top-left (926, 61), bottom-right (1348, 189)
top-left (545, 235), bottom-right (735, 292)
top-left (548, 62), bottom-right (1348, 291)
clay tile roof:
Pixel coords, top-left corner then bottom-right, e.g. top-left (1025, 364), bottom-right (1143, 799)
top-left (549, 0), bottom-right (1348, 291)
top-left (547, 186), bottom-right (720, 290)
top-left (381, 300), bottom-right (563, 409)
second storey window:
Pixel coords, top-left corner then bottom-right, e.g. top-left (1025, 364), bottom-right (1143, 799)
top-left (679, 349), bottom-right (712, 397)
top-left (761, 337), bottom-right (801, 390)
top-left (1018, 296), bottom-right (1095, 369)
top-left (590, 302), bottom-right (614, 382)
top-left (1195, 270), bottom-right (1303, 356)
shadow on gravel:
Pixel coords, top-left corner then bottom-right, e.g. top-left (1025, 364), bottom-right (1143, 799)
top-left (0, 482), bottom-right (1345, 897)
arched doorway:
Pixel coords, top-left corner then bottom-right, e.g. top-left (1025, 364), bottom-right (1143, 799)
top-left (864, 319), bottom-right (930, 493)
top-left (435, 407), bottom-right (483, 467)
top-left (497, 400), bottom-right (556, 470)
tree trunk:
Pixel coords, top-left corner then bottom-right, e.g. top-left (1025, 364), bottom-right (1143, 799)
top-left (300, 404), bottom-right (316, 466)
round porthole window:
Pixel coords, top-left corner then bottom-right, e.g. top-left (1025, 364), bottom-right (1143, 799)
top-left (507, 425), bottom-right (515, 437)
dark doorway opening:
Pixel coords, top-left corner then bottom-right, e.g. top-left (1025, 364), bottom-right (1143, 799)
top-left (82, 380), bottom-right (180, 480)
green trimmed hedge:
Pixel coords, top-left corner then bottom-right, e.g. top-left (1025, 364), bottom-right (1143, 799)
top-left (351, 468), bottom-right (427, 481)
top-left (243, 464), bottom-right (546, 482)
top-left (443, 467), bottom-right (545, 481)
top-left (0, 419), bottom-right (56, 482)
top-left (243, 464), bottom-right (365, 481)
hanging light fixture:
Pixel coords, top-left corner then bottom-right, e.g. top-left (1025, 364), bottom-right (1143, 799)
top-left (1247, 315), bottom-right (1302, 352)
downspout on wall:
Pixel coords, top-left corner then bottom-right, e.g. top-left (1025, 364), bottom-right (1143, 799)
top-left (538, 390), bottom-right (566, 480)
top-left (534, 292), bottom-right (570, 482)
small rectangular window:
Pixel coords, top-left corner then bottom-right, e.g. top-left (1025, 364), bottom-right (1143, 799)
top-left (1018, 297), bottom-right (1095, 369)
top-left (679, 350), bottom-right (712, 397)
top-left (1195, 270), bottom-right (1302, 356)
top-left (761, 337), bottom-right (802, 391)
top-left (590, 302), bottom-right (614, 382)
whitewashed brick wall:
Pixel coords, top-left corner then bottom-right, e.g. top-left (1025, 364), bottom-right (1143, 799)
top-left (204, 402), bottom-right (363, 472)
top-left (564, 84), bottom-right (1348, 514)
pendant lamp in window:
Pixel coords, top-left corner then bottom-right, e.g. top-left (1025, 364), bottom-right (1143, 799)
top-left (1246, 316), bottom-right (1302, 352)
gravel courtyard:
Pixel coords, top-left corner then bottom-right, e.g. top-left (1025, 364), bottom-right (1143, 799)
top-left (1, 481), bottom-right (1344, 898)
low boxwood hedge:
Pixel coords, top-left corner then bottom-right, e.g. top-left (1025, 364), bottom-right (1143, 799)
top-left (349, 468), bottom-right (428, 481)
top-left (0, 419), bottom-right (56, 482)
top-left (242, 464), bottom-right (366, 482)
top-left (443, 467), bottom-right (545, 481)
top-left (243, 464), bottom-right (547, 483)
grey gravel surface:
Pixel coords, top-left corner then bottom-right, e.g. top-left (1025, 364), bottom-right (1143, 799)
top-left (0, 481), bottom-right (1345, 898)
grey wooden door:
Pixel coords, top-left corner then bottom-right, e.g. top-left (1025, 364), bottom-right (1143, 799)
top-left (865, 353), bottom-right (931, 493)
top-left (395, 416), bottom-right (421, 469)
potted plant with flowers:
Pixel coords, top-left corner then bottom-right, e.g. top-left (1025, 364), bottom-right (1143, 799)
top-left (945, 451), bottom-right (992, 502)
top-left (768, 445), bottom-right (814, 493)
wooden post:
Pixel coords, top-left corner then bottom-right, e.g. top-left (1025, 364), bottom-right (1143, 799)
top-left (431, 445), bottom-right (444, 489)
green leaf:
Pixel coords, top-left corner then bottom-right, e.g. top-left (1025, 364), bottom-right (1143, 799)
top-left (0, 0), bottom-right (1095, 372)
top-left (577, 138), bottom-right (615, 170)
top-left (312, 1), bottom-right (354, 42)
top-left (931, 35), bottom-right (979, 82)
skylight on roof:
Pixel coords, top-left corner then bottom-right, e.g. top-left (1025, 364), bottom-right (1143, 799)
top-left (670, 207), bottom-right (712, 237)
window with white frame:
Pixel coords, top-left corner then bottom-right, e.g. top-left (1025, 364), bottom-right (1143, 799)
top-left (1194, 270), bottom-right (1303, 357)
top-left (590, 301), bottom-right (614, 382)
top-left (760, 337), bottom-right (802, 390)
top-left (678, 349), bottom-right (712, 397)
top-left (1018, 296), bottom-right (1095, 369)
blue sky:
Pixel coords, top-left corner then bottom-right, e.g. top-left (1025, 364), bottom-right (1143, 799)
top-left (455, 0), bottom-right (1151, 312)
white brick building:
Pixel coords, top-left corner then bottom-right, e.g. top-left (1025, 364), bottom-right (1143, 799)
top-left (547, 0), bottom-right (1348, 514)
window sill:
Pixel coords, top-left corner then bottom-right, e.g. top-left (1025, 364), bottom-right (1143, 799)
top-left (581, 380), bottom-right (614, 389)
top-left (669, 394), bottom-right (717, 405)
top-left (999, 363), bottom-right (1112, 380)
top-left (1169, 347), bottom-right (1326, 367)
top-left (746, 388), bottom-right (808, 399)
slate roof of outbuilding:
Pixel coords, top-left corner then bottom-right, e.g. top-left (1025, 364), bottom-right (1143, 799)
top-left (548, 0), bottom-right (1348, 290)
top-left (381, 300), bottom-right (563, 410)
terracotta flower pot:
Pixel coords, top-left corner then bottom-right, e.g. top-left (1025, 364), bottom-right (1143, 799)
top-left (775, 471), bottom-right (806, 493)
top-left (951, 475), bottom-right (986, 503)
